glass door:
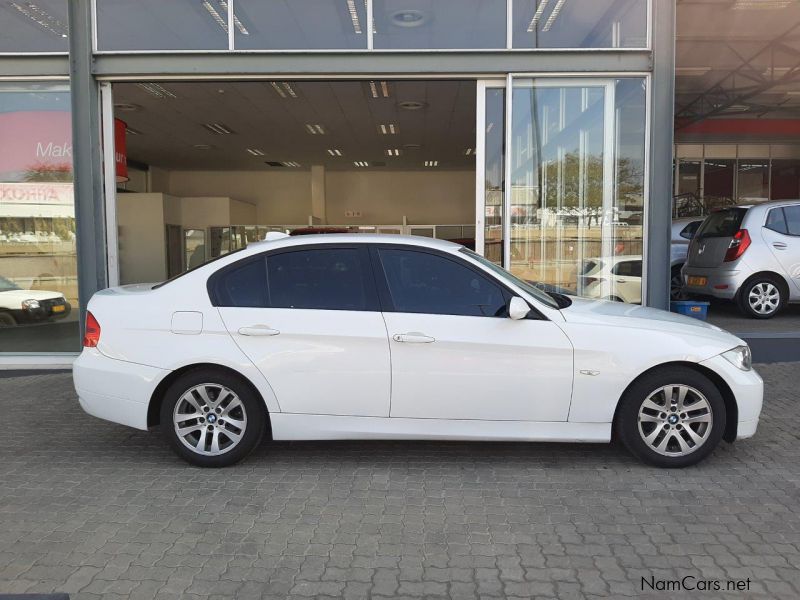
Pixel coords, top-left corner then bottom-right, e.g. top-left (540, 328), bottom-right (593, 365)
top-left (475, 80), bottom-right (506, 264)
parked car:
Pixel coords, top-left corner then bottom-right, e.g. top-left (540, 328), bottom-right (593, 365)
top-left (683, 201), bottom-right (800, 318)
top-left (0, 276), bottom-right (71, 327)
top-left (670, 217), bottom-right (704, 300)
top-left (578, 255), bottom-right (643, 304)
top-left (74, 234), bottom-right (762, 469)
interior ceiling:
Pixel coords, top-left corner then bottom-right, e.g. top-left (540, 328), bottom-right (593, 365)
top-left (676, 0), bottom-right (800, 125)
top-left (113, 80), bottom-right (477, 172)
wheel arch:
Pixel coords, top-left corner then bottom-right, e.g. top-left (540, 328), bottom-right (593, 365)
top-left (147, 362), bottom-right (273, 439)
top-left (738, 270), bottom-right (791, 300)
top-left (612, 361), bottom-right (738, 443)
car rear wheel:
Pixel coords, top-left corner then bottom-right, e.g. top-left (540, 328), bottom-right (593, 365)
top-left (670, 265), bottom-right (686, 301)
top-left (737, 276), bottom-right (786, 319)
top-left (160, 369), bottom-right (266, 467)
top-left (615, 367), bottom-right (726, 468)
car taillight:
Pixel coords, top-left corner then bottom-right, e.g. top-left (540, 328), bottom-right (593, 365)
top-left (723, 229), bottom-right (751, 262)
top-left (83, 311), bottom-right (101, 347)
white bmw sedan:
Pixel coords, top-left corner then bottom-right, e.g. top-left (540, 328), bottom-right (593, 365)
top-left (74, 234), bottom-right (762, 468)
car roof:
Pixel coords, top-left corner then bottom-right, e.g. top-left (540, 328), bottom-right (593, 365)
top-left (245, 233), bottom-right (462, 254)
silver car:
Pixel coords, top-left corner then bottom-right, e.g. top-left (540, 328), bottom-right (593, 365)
top-left (683, 201), bottom-right (800, 318)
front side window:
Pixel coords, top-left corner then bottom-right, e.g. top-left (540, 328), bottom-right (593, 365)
top-left (378, 249), bottom-right (507, 317)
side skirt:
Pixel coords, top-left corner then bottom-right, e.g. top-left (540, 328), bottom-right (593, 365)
top-left (270, 414), bottom-right (611, 443)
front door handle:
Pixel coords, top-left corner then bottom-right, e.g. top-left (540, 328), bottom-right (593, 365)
top-left (773, 242), bottom-right (788, 250)
top-left (238, 325), bottom-right (280, 337)
top-left (393, 332), bottom-right (435, 344)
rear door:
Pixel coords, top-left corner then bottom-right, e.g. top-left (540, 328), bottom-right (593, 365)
top-left (212, 246), bottom-right (391, 417)
top-left (687, 208), bottom-right (748, 268)
top-left (762, 205), bottom-right (800, 294)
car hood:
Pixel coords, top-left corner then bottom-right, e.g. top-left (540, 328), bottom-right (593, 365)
top-left (0, 289), bottom-right (65, 302)
top-left (559, 296), bottom-right (744, 348)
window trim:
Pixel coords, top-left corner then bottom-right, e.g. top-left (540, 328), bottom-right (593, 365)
top-left (207, 244), bottom-right (381, 312)
top-left (368, 243), bottom-right (545, 320)
top-left (766, 206), bottom-right (800, 238)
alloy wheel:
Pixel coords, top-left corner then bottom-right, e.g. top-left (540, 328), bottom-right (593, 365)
top-left (748, 282), bottom-right (780, 315)
top-left (173, 383), bottom-right (248, 456)
top-left (637, 384), bottom-right (713, 457)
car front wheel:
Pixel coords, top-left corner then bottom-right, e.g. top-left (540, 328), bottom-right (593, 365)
top-left (160, 369), bottom-right (266, 467)
top-left (615, 367), bottom-right (726, 468)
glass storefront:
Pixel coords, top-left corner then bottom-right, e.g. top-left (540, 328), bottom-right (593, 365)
top-left (0, 83), bottom-right (79, 352)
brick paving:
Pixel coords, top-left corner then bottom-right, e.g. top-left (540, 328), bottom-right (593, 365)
top-left (0, 364), bottom-right (798, 599)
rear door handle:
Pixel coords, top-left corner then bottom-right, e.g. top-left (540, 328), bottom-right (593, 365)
top-left (773, 242), bottom-right (788, 250)
top-left (393, 332), bottom-right (435, 344)
top-left (238, 325), bottom-right (280, 336)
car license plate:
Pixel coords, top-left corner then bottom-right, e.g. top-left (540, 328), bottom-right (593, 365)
top-left (688, 276), bottom-right (707, 287)
top-left (51, 305), bottom-right (65, 313)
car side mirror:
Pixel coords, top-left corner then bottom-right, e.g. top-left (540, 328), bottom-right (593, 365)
top-left (508, 296), bottom-right (530, 320)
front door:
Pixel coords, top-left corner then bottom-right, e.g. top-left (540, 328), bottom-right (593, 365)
top-left (214, 246), bottom-right (391, 417)
top-left (374, 246), bottom-right (574, 422)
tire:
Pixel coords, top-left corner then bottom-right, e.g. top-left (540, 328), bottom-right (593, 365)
top-left (670, 265), bottom-right (686, 301)
top-left (0, 313), bottom-right (17, 327)
top-left (615, 366), bottom-right (726, 468)
top-left (736, 275), bottom-right (787, 319)
top-left (160, 368), bottom-right (266, 467)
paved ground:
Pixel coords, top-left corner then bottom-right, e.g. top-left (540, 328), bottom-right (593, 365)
top-left (706, 301), bottom-right (800, 335)
top-left (1, 366), bottom-right (799, 600)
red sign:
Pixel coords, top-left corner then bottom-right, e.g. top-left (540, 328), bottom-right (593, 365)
top-left (114, 117), bottom-right (128, 183)
top-left (0, 111), bottom-right (72, 181)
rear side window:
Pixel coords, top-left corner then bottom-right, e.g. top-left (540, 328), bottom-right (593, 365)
top-left (612, 260), bottom-right (642, 278)
top-left (267, 248), bottom-right (367, 311)
top-left (696, 208), bottom-right (747, 238)
top-left (766, 208), bottom-right (789, 235)
top-left (213, 259), bottom-right (268, 307)
top-left (783, 206), bottom-right (800, 235)
top-left (378, 248), bottom-right (507, 317)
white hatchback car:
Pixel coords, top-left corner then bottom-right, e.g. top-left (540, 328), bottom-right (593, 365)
top-left (74, 234), bottom-right (763, 468)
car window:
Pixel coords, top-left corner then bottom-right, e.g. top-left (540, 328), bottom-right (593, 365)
top-left (679, 221), bottom-right (702, 240)
top-left (696, 208), bottom-right (748, 238)
top-left (612, 260), bottom-right (642, 277)
top-left (378, 248), bottom-right (507, 317)
top-left (783, 205), bottom-right (800, 236)
top-left (213, 259), bottom-right (268, 307)
top-left (765, 208), bottom-right (789, 235)
top-left (267, 248), bottom-right (367, 311)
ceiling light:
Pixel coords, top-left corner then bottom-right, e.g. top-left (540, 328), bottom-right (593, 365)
top-left (390, 9), bottom-right (427, 27)
top-left (202, 122), bottom-right (235, 135)
top-left (398, 100), bottom-right (426, 111)
top-left (193, 144), bottom-right (213, 150)
top-left (305, 124), bottom-right (326, 134)
top-left (283, 161), bottom-right (301, 168)
top-left (526, 0), bottom-right (550, 32)
top-left (136, 83), bottom-right (177, 99)
top-left (424, 160), bottom-right (438, 167)
top-left (354, 161), bottom-right (369, 167)
top-left (202, 0), bottom-right (249, 35)
top-left (369, 81), bottom-right (391, 98)
top-left (346, 0), bottom-right (363, 33)
top-left (378, 123), bottom-right (397, 135)
top-left (246, 148), bottom-right (265, 156)
top-left (464, 148), bottom-right (474, 156)
top-left (327, 149), bottom-right (343, 156)
top-left (270, 81), bottom-right (297, 98)
top-left (385, 149), bottom-right (402, 156)
top-left (733, 0), bottom-right (793, 8)
top-left (542, 0), bottom-right (567, 32)
top-left (10, 1), bottom-right (68, 38)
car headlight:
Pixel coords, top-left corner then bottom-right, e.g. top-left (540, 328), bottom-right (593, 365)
top-left (722, 345), bottom-right (752, 371)
top-left (21, 299), bottom-right (40, 310)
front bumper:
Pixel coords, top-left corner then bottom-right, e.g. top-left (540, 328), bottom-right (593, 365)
top-left (699, 353), bottom-right (763, 440)
top-left (11, 301), bottom-right (72, 324)
top-left (73, 348), bottom-right (168, 430)
top-left (683, 266), bottom-right (748, 300)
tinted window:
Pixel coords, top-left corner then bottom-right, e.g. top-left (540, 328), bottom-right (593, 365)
top-left (379, 249), bottom-right (507, 317)
top-left (784, 206), bottom-right (800, 236)
top-left (613, 260), bottom-right (642, 278)
top-left (679, 221), bottom-right (702, 240)
top-left (214, 259), bottom-right (268, 307)
top-left (696, 208), bottom-right (747, 238)
top-left (267, 248), bottom-right (367, 311)
top-left (766, 208), bottom-right (789, 235)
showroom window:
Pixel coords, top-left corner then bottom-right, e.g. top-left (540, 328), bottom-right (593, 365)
top-left (0, 82), bottom-right (78, 352)
top-left (0, 0), bottom-right (69, 53)
top-left (378, 249), bottom-right (507, 317)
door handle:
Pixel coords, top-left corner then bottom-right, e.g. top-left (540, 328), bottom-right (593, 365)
top-left (393, 332), bottom-right (435, 344)
top-left (238, 325), bottom-right (280, 337)
top-left (773, 242), bottom-right (788, 250)
top-left (616, 279), bottom-right (626, 284)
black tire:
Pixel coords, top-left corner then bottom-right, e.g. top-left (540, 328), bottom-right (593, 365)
top-left (670, 265), bottom-right (686, 301)
top-left (736, 275), bottom-right (787, 319)
top-left (160, 368), bottom-right (266, 467)
top-left (615, 366), bottom-right (726, 468)
top-left (0, 312), bottom-right (17, 327)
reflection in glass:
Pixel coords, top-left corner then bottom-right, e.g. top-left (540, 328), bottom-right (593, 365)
top-left (484, 88), bottom-right (505, 265)
top-left (677, 160), bottom-right (701, 196)
top-left (0, 83), bottom-right (78, 352)
top-left (737, 160), bottom-right (769, 202)
top-left (703, 159), bottom-right (735, 209)
top-left (373, 0), bottom-right (506, 49)
top-left (184, 229), bottom-right (206, 271)
top-left (513, 0), bottom-right (647, 49)
top-left (0, 0), bottom-right (69, 52)
top-left (96, 0), bottom-right (229, 51)
top-left (235, 0), bottom-right (367, 49)
top-left (771, 159), bottom-right (800, 200)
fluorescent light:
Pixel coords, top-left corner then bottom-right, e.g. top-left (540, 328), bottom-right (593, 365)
top-left (125, 126), bottom-right (142, 136)
top-left (733, 0), bottom-right (793, 8)
top-left (378, 123), bottom-right (397, 135)
top-left (327, 149), bottom-right (343, 156)
top-left (369, 81), bottom-right (391, 98)
top-left (354, 161), bottom-right (369, 167)
top-left (464, 148), bottom-right (474, 155)
top-left (203, 123), bottom-right (235, 135)
top-left (347, 0), bottom-right (362, 33)
top-left (526, 0), bottom-right (550, 32)
top-left (385, 149), bottom-right (401, 156)
top-left (203, 0), bottom-right (249, 35)
top-left (136, 83), bottom-right (177, 99)
top-left (542, 0), bottom-right (567, 32)
top-left (270, 82), bottom-right (297, 98)
top-left (283, 161), bottom-right (301, 168)
top-left (424, 160), bottom-right (438, 167)
top-left (11, 2), bottom-right (68, 38)
top-left (305, 124), bottom-right (326, 135)
top-left (246, 148), bottom-right (265, 156)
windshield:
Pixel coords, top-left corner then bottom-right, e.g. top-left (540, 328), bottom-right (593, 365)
top-left (0, 276), bottom-right (20, 292)
top-left (461, 249), bottom-right (560, 310)
top-left (696, 208), bottom-right (747, 238)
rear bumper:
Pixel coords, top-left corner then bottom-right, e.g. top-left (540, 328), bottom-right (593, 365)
top-left (73, 348), bottom-right (168, 430)
top-left (699, 354), bottom-right (763, 441)
top-left (683, 266), bottom-right (749, 300)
